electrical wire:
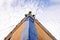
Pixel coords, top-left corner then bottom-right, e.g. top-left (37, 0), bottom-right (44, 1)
top-left (35, 8), bottom-right (39, 17)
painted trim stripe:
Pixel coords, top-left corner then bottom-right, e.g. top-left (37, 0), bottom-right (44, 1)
top-left (29, 17), bottom-right (38, 40)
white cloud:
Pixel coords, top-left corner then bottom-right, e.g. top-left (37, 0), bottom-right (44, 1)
top-left (0, 0), bottom-right (60, 40)
top-left (36, 5), bottom-right (60, 40)
top-left (50, 0), bottom-right (60, 2)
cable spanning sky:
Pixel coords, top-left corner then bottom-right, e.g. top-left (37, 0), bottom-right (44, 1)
top-left (0, 0), bottom-right (60, 40)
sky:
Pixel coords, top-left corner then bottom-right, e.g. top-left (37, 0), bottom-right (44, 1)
top-left (0, 0), bottom-right (60, 40)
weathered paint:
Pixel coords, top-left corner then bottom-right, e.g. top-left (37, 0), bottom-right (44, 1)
top-left (20, 21), bottom-right (29, 40)
top-left (10, 22), bottom-right (24, 40)
top-left (29, 17), bottom-right (38, 40)
top-left (35, 22), bottom-right (53, 40)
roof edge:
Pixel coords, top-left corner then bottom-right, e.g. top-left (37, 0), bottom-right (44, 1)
top-left (34, 19), bottom-right (56, 40)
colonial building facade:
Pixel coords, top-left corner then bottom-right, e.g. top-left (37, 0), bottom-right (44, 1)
top-left (4, 11), bottom-right (56, 40)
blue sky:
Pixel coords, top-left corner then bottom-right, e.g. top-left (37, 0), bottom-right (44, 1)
top-left (0, 0), bottom-right (60, 40)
